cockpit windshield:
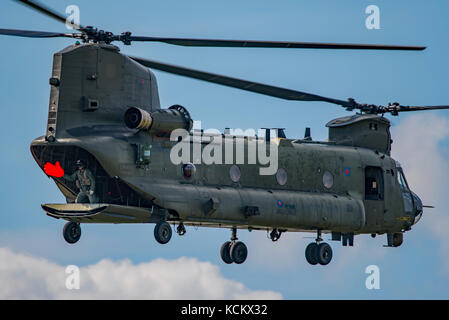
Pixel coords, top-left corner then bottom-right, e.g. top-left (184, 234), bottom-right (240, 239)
top-left (395, 162), bottom-right (423, 225)
top-left (395, 162), bottom-right (410, 192)
top-left (396, 163), bottom-right (414, 213)
top-left (397, 169), bottom-right (409, 190)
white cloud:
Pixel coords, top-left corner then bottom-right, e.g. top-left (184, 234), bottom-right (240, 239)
top-left (391, 114), bottom-right (449, 270)
top-left (0, 247), bottom-right (282, 300)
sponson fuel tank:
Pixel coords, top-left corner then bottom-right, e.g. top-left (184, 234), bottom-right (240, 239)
top-left (153, 184), bottom-right (366, 232)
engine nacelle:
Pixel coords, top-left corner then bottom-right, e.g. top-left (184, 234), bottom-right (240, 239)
top-left (124, 105), bottom-right (192, 135)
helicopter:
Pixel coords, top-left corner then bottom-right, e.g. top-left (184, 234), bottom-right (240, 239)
top-left (3, 0), bottom-right (448, 266)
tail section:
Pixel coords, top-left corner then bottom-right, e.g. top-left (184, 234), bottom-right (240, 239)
top-left (46, 42), bottom-right (160, 141)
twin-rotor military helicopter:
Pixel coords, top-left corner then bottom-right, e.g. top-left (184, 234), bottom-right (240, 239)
top-left (3, 0), bottom-right (447, 266)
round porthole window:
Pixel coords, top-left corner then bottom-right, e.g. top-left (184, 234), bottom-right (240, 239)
top-left (322, 171), bottom-right (334, 189)
top-left (229, 165), bottom-right (241, 183)
top-left (182, 163), bottom-right (196, 179)
top-left (276, 168), bottom-right (288, 186)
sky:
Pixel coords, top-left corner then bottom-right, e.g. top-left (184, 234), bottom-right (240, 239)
top-left (1, 0), bottom-right (449, 299)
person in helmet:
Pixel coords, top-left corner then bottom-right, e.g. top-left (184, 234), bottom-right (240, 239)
top-left (63, 160), bottom-right (97, 203)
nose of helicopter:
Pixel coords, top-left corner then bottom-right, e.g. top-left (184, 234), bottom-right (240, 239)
top-left (411, 191), bottom-right (423, 225)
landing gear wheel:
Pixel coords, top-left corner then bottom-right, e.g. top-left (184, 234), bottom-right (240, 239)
top-left (230, 241), bottom-right (248, 264)
top-left (63, 221), bottom-right (81, 244)
top-left (305, 242), bottom-right (318, 265)
top-left (317, 242), bottom-right (333, 265)
top-left (154, 221), bottom-right (172, 244)
top-left (220, 241), bottom-right (234, 264)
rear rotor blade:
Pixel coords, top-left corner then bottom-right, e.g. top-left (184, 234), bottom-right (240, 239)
top-left (0, 28), bottom-right (76, 38)
top-left (14, 0), bottom-right (83, 29)
top-left (128, 37), bottom-right (425, 51)
top-left (12, 1), bottom-right (425, 52)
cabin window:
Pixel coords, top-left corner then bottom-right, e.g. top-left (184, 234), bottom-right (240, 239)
top-left (322, 171), bottom-right (333, 189)
top-left (135, 144), bottom-right (152, 165)
top-left (229, 165), bottom-right (241, 183)
top-left (365, 166), bottom-right (384, 200)
top-left (276, 168), bottom-right (288, 186)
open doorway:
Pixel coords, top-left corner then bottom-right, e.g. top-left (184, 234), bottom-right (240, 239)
top-left (365, 166), bottom-right (384, 201)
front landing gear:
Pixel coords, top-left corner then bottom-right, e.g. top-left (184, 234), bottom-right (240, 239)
top-left (305, 230), bottom-right (333, 266)
top-left (220, 227), bottom-right (248, 264)
top-left (63, 221), bottom-right (81, 244)
top-left (305, 243), bottom-right (318, 265)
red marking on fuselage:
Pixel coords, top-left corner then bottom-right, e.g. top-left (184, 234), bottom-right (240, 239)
top-left (44, 161), bottom-right (64, 178)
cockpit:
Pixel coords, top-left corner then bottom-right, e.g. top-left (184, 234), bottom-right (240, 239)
top-left (395, 162), bottom-right (423, 225)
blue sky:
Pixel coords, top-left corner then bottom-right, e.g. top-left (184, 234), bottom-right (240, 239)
top-left (1, 0), bottom-right (449, 299)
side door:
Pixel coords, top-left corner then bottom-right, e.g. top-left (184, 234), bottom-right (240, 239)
top-left (363, 166), bottom-right (385, 230)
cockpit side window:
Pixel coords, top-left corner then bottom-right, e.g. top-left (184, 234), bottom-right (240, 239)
top-left (396, 168), bottom-right (409, 191)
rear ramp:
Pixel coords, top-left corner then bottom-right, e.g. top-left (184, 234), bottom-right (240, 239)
top-left (41, 203), bottom-right (159, 224)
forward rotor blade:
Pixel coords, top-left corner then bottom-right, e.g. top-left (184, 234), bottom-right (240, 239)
top-left (130, 56), bottom-right (351, 105)
top-left (0, 28), bottom-right (76, 38)
top-left (131, 56), bottom-right (449, 116)
top-left (387, 105), bottom-right (449, 113)
top-left (14, 0), bottom-right (83, 30)
top-left (128, 36), bottom-right (425, 51)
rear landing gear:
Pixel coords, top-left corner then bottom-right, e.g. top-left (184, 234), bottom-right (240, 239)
top-left (63, 221), bottom-right (81, 244)
top-left (220, 241), bottom-right (234, 264)
top-left (154, 221), bottom-right (172, 244)
top-left (305, 230), bottom-right (333, 266)
top-left (220, 227), bottom-right (248, 264)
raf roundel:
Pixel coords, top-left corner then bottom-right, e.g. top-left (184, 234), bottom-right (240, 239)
top-left (276, 200), bottom-right (284, 208)
top-left (344, 167), bottom-right (351, 177)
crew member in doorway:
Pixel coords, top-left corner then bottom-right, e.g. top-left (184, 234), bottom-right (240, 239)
top-left (64, 160), bottom-right (97, 203)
